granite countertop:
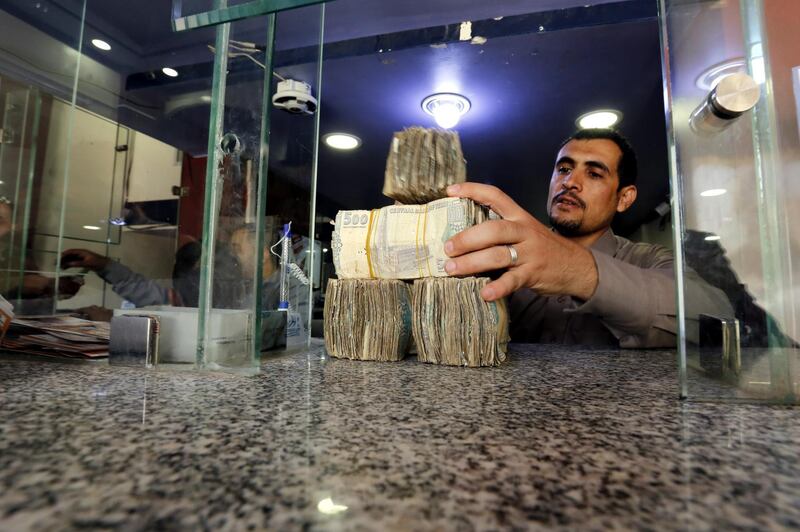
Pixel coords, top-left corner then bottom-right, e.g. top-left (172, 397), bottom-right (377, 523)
top-left (1, 344), bottom-right (798, 531)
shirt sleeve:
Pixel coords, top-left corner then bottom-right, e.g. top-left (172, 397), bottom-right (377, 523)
top-left (98, 261), bottom-right (172, 308)
top-left (567, 247), bottom-right (734, 348)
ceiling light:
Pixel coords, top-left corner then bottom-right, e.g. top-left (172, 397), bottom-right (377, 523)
top-left (704, 235), bottom-right (721, 241)
top-left (162, 67), bottom-right (179, 78)
top-left (91, 39), bottom-right (111, 51)
top-left (83, 225), bottom-right (101, 231)
top-left (323, 133), bottom-right (361, 150)
top-left (422, 93), bottom-right (471, 129)
top-left (576, 110), bottom-right (622, 129)
top-left (700, 188), bottom-right (727, 197)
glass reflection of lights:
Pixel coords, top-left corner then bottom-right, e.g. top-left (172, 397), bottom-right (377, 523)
top-left (317, 497), bottom-right (348, 515)
top-left (91, 38), bottom-right (111, 51)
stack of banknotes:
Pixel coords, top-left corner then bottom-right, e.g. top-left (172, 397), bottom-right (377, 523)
top-left (323, 279), bottom-right (412, 362)
top-left (412, 277), bottom-right (509, 367)
top-left (324, 128), bottom-right (509, 367)
top-left (383, 127), bottom-right (467, 204)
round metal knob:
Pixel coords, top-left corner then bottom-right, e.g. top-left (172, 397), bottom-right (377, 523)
top-left (690, 72), bottom-right (761, 136)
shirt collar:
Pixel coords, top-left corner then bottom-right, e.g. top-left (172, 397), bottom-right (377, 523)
top-left (590, 228), bottom-right (617, 256)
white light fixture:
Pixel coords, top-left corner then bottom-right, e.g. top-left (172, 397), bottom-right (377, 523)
top-left (162, 67), bottom-right (179, 78)
top-left (91, 39), bottom-right (111, 51)
top-left (83, 225), bottom-right (102, 231)
top-left (317, 498), bottom-right (348, 515)
top-left (700, 188), bottom-right (727, 197)
top-left (422, 93), bottom-right (471, 129)
top-left (323, 133), bottom-right (361, 150)
top-left (705, 235), bottom-right (721, 241)
top-left (576, 109), bottom-right (622, 129)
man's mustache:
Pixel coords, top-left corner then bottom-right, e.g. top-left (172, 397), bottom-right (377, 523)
top-left (552, 191), bottom-right (586, 209)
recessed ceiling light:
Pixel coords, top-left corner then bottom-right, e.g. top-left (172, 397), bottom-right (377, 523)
top-left (700, 188), bottom-right (727, 197)
top-left (83, 225), bottom-right (102, 231)
top-left (323, 133), bottom-right (361, 150)
top-left (162, 67), bottom-right (179, 78)
top-left (704, 235), bottom-right (721, 241)
top-left (422, 93), bottom-right (471, 129)
top-left (91, 39), bottom-right (111, 51)
top-left (576, 110), bottom-right (622, 129)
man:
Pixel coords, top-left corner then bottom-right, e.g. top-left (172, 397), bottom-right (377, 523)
top-left (443, 128), bottom-right (733, 348)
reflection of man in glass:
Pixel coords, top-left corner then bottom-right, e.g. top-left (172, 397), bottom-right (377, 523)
top-left (0, 199), bottom-right (82, 309)
top-left (229, 224), bottom-right (309, 326)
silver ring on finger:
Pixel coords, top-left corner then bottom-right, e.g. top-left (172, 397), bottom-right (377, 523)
top-left (507, 244), bottom-right (518, 266)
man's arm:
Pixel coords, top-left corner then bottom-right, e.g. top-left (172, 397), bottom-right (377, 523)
top-left (442, 183), bottom-right (734, 348)
top-left (62, 249), bottom-right (172, 307)
top-left (568, 245), bottom-right (733, 347)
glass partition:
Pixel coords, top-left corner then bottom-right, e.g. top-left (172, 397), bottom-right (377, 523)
top-left (0, 0), bottom-right (326, 372)
top-left (660, 0), bottom-right (799, 402)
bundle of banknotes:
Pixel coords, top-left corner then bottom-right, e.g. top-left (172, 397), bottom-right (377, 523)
top-left (332, 197), bottom-right (492, 280)
top-left (383, 127), bottom-right (467, 204)
top-left (412, 277), bottom-right (509, 367)
top-left (324, 127), bottom-right (510, 367)
top-left (324, 278), bottom-right (412, 362)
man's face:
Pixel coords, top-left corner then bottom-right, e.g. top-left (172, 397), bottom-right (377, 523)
top-left (546, 138), bottom-right (635, 237)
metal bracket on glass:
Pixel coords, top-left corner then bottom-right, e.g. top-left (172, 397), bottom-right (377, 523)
top-left (699, 314), bottom-right (742, 380)
top-left (689, 72), bottom-right (760, 136)
top-left (172, 0), bottom-right (328, 32)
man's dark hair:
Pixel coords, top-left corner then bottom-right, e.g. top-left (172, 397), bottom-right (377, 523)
top-left (559, 128), bottom-right (638, 189)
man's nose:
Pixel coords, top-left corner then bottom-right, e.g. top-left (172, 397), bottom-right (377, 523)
top-left (561, 169), bottom-right (583, 190)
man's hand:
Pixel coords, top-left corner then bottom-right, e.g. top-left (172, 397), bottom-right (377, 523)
top-left (61, 249), bottom-right (109, 272)
top-left (444, 183), bottom-right (599, 302)
top-left (75, 305), bottom-right (113, 322)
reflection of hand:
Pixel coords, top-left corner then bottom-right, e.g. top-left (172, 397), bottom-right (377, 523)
top-left (75, 305), bottom-right (113, 322)
top-left (61, 249), bottom-right (109, 271)
top-left (443, 183), bottom-right (598, 302)
top-left (21, 274), bottom-right (54, 297)
top-left (58, 276), bottom-right (84, 298)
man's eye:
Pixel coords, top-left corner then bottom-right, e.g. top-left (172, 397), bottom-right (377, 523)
top-left (558, 166), bottom-right (571, 174)
top-left (589, 171), bottom-right (602, 179)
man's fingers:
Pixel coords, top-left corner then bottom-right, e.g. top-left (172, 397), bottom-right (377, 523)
top-left (445, 219), bottom-right (521, 257)
top-left (481, 270), bottom-right (524, 301)
top-left (445, 245), bottom-right (517, 276)
top-left (447, 182), bottom-right (529, 220)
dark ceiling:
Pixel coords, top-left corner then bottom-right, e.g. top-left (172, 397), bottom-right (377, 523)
top-left (1, 0), bottom-right (668, 237)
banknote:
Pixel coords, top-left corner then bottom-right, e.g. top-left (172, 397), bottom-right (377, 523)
top-left (383, 127), bottom-right (467, 204)
top-left (331, 197), bottom-right (492, 280)
top-left (412, 277), bottom-right (509, 367)
top-left (324, 278), bottom-right (412, 362)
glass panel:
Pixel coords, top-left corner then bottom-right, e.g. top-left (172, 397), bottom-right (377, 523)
top-left (172, 0), bottom-right (325, 32)
top-left (660, 0), bottom-right (799, 402)
top-left (0, 1), bottom-right (85, 314)
top-left (195, 2), bottom-right (324, 370)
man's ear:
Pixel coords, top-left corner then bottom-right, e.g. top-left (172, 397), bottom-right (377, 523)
top-left (616, 185), bottom-right (637, 213)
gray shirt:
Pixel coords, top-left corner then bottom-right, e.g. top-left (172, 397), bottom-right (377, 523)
top-left (509, 229), bottom-right (734, 348)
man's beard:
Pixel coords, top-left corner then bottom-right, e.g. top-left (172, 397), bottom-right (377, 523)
top-left (549, 213), bottom-right (584, 237)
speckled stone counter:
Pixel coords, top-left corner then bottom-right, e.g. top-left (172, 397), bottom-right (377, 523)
top-left (1, 344), bottom-right (799, 531)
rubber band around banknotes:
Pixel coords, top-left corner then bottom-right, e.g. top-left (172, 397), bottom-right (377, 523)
top-left (422, 203), bottom-right (433, 277)
top-left (365, 208), bottom-right (377, 278)
top-left (415, 205), bottom-right (425, 278)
